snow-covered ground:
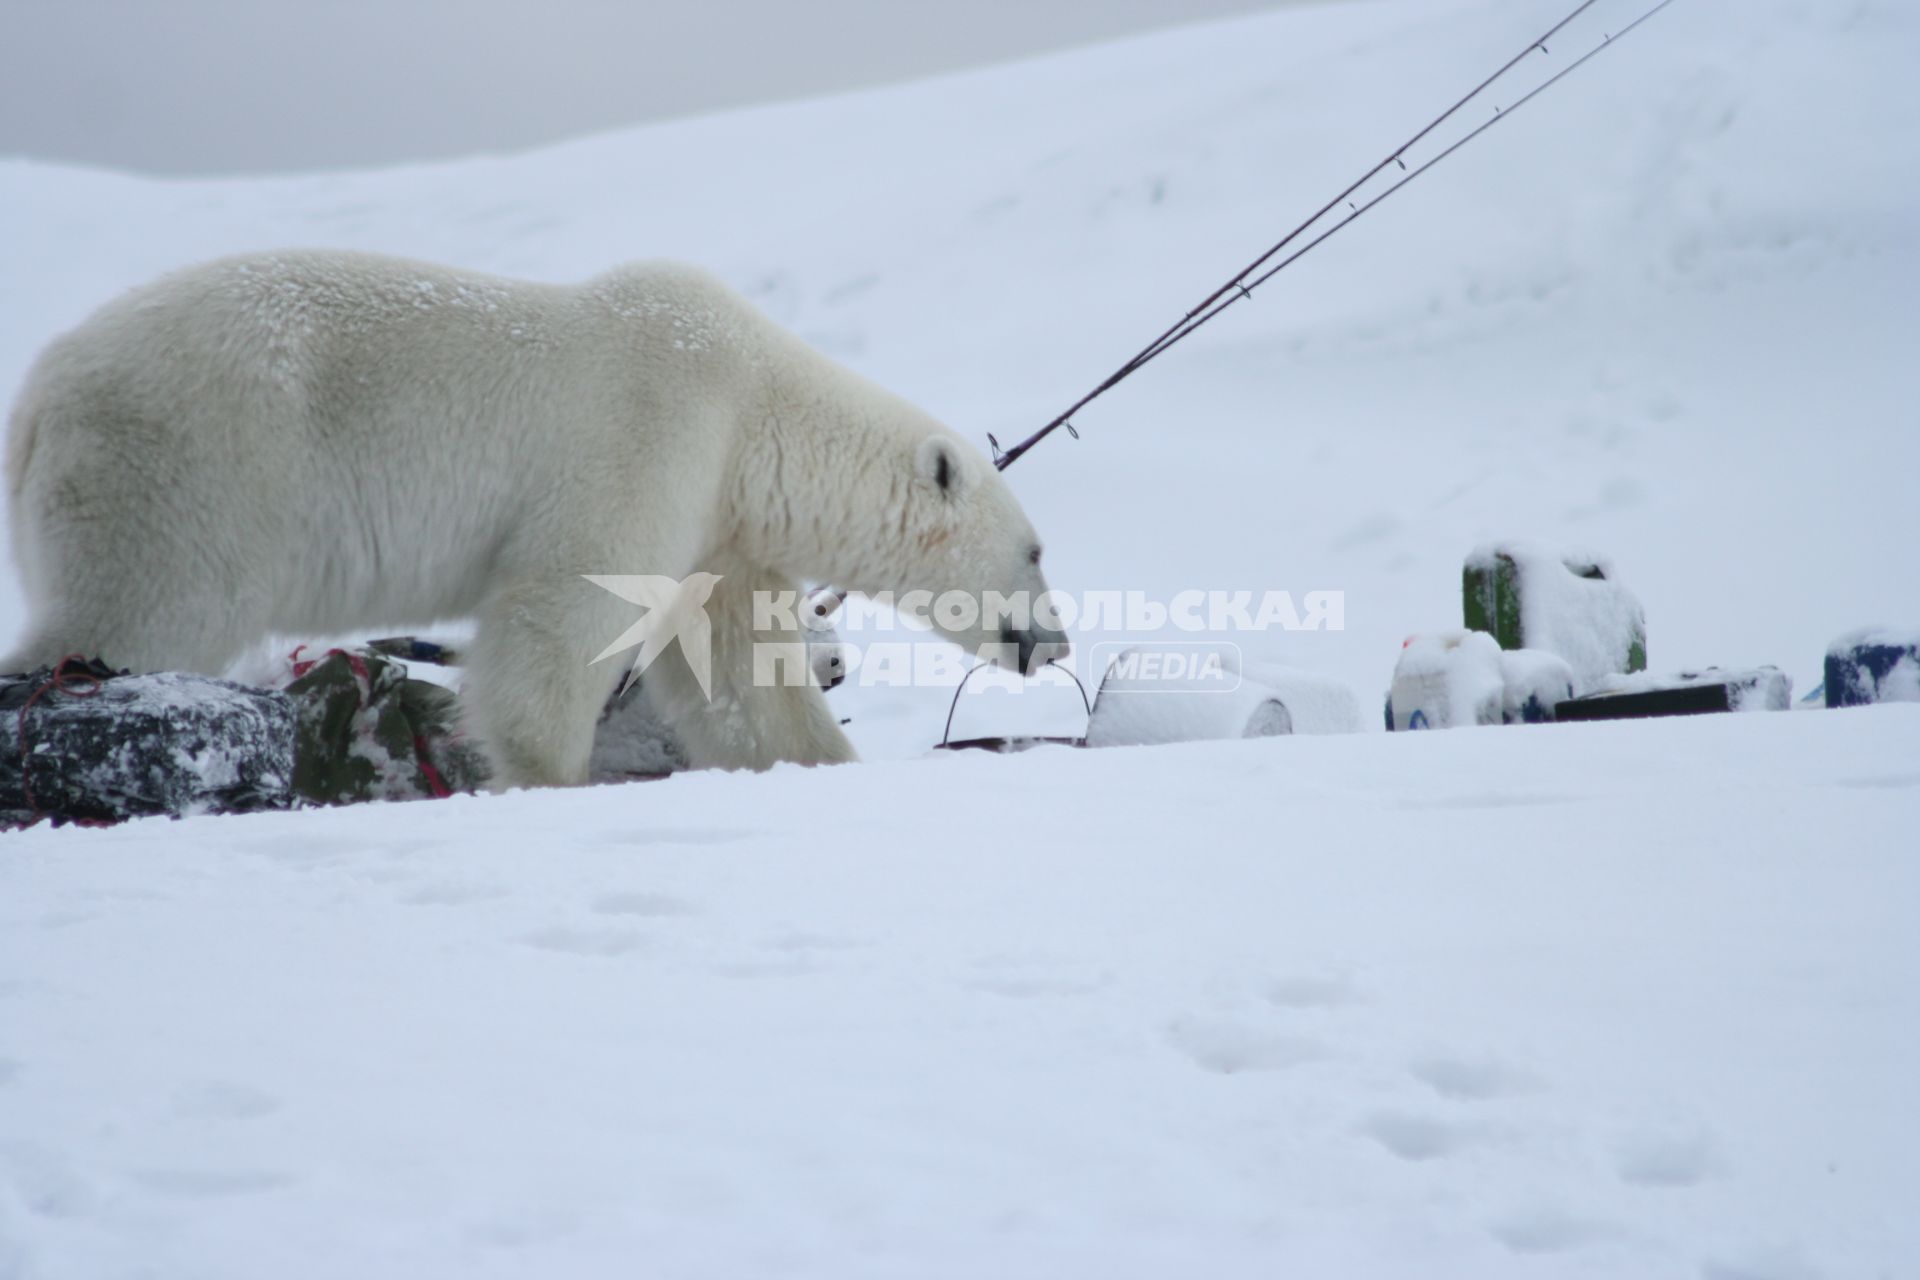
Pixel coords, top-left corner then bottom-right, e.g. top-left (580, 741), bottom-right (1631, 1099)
top-left (5, 710), bottom-right (1917, 1278)
top-left (3, 0), bottom-right (1917, 1274)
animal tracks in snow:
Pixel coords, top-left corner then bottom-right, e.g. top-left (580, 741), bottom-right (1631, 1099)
top-left (1699, 1245), bottom-right (1825, 1280)
top-left (128, 1167), bottom-right (296, 1199)
top-left (1358, 1110), bottom-right (1484, 1162)
top-left (1263, 973), bottom-right (1365, 1010)
top-left (1613, 1127), bottom-right (1725, 1188)
top-left (387, 855), bottom-right (707, 952)
top-left (1487, 1204), bottom-right (1621, 1255)
top-left (590, 890), bottom-right (699, 918)
top-left (520, 925), bottom-right (648, 958)
top-left (1166, 1015), bottom-right (1330, 1075)
top-left (0, 1143), bottom-right (99, 1219)
top-left (398, 879), bottom-right (507, 907)
top-left (1407, 1054), bottom-right (1540, 1102)
top-left (710, 929), bottom-right (869, 979)
top-left (1167, 973), bottom-right (1362, 1075)
top-left (1162, 975), bottom-right (1747, 1263)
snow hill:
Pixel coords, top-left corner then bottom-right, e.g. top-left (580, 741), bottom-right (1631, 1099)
top-left (2, 0), bottom-right (1917, 1275)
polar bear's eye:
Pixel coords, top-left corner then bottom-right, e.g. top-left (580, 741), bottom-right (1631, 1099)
top-left (1029, 545), bottom-right (1043, 566)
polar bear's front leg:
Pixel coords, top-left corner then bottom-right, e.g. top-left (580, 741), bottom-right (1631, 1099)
top-left (465, 578), bottom-right (625, 788)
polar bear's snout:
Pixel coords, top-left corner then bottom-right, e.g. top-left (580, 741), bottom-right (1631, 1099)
top-left (1002, 621), bottom-right (1072, 676)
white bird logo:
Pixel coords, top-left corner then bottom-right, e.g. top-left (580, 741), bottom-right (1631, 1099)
top-left (584, 572), bottom-right (724, 700)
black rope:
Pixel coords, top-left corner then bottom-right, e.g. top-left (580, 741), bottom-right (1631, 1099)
top-left (991, 0), bottom-right (1679, 472)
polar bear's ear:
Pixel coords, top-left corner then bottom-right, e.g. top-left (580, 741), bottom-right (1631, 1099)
top-left (915, 436), bottom-right (970, 499)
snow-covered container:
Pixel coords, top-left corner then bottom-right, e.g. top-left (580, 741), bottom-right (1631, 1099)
top-left (1386, 630), bottom-right (1505, 730)
top-left (1087, 684), bottom-right (1289, 748)
top-left (1084, 648), bottom-right (1359, 748)
top-left (1239, 662), bottom-right (1367, 735)
top-left (1497, 649), bottom-right (1578, 725)
top-left (1823, 627), bottom-right (1920, 708)
top-left (1556, 666), bottom-right (1792, 722)
top-left (1463, 542), bottom-right (1646, 692)
top-left (1386, 634), bottom-right (1576, 730)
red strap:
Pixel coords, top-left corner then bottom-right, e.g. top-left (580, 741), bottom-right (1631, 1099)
top-left (413, 735), bottom-right (453, 799)
top-left (15, 655), bottom-right (107, 825)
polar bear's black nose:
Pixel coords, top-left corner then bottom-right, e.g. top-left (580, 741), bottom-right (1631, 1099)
top-left (1001, 623), bottom-right (1072, 675)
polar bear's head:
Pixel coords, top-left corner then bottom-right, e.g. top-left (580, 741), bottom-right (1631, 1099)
top-left (729, 328), bottom-right (1069, 674)
top-left (849, 431), bottom-right (1068, 675)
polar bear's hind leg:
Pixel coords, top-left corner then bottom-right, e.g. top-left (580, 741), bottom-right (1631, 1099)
top-left (4, 408), bottom-right (269, 675)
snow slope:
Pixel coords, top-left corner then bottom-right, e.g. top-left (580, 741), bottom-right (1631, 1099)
top-left (2, 0), bottom-right (1918, 1274)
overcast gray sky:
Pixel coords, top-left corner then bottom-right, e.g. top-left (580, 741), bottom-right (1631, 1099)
top-left (0, 0), bottom-right (1305, 176)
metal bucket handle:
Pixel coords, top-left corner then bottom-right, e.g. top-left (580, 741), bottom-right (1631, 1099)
top-left (940, 659), bottom-right (1091, 749)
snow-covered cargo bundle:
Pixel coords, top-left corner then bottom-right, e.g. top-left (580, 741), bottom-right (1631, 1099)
top-left (286, 644), bottom-right (742, 792)
top-left (1386, 630), bottom-right (1575, 730)
top-left (1086, 648), bottom-right (1362, 748)
top-left (284, 649), bottom-right (488, 804)
top-left (1555, 667), bottom-right (1792, 722)
top-left (2, 648), bottom-right (498, 828)
top-left (3, 658), bottom-right (297, 828)
top-left (1823, 627), bottom-right (1920, 708)
top-left (1463, 542), bottom-right (1646, 692)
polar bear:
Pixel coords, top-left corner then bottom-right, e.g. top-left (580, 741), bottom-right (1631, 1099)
top-left (3, 250), bottom-right (1068, 786)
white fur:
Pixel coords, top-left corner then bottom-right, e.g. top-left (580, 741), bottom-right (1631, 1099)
top-left (4, 249), bottom-right (1063, 786)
